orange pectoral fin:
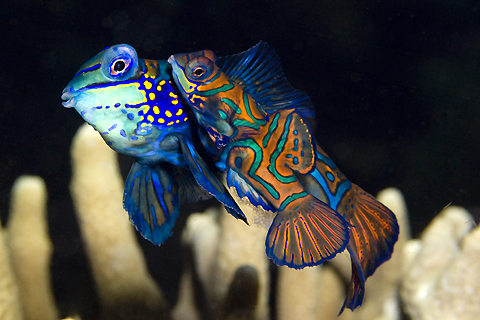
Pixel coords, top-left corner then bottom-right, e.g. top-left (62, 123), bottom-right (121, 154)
top-left (265, 194), bottom-right (350, 268)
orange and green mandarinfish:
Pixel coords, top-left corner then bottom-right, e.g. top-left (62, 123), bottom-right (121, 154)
top-left (168, 41), bottom-right (399, 313)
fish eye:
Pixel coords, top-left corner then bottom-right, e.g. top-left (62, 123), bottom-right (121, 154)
top-left (191, 66), bottom-right (206, 78)
top-left (101, 44), bottom-right (139, 80)
top-left (109, 58), bottom-right (130, 76)
top-left (186, 56), bottom-right (214, 81)
top-left (114, 60), bottom-right (126, 72)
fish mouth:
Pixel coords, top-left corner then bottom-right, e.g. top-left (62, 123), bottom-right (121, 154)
top-left (167, 55), bottom-right (176, 65)
top-left (61, 88), bottom-right (79, 108)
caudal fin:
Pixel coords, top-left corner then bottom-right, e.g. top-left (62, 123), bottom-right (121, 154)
top-left (340, 184), bottom-right (399, 313)
top-left (265, 194), bottom-right (350, 268)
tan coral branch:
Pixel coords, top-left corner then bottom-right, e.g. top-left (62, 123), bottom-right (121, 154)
top-left (70, 124), bottom-right (167, 319)
top-left (6, 176), bottom-right (58, 320)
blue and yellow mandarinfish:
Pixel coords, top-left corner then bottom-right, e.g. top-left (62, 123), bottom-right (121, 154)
top-left (168, 41), bottom-right (399, 312)
top-left (61, 44), bottom-right (246, 246)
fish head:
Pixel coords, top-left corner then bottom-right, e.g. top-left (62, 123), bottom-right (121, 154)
top-left (61, 44), bottom-right (144, 130)
top-left (61, 44), bottom-right (190, 160)
top-left (169, 50), bottom-right (237, 147)
top-left (168, 50), bottom-right (220, 109)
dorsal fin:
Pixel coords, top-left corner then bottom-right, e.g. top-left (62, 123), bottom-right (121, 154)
top-left (217, 41), bottom-right (315, 118)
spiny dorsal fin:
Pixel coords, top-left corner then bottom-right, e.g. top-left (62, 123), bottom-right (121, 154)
top-left (217, 41), bottom-right (315, 118)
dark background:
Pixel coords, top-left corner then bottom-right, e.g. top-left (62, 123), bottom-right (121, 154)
top-left (1, 0), bottom-right (479, 317)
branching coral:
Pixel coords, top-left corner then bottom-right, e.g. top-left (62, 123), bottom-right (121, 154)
top-left (70, 124), bottom-right (167, 320)
top-left (401, 206), bottom-right (479, 319)
top-left (0, 217), bottom-right (23, 320)
top-left (6, 176), bottom-right (58, 320)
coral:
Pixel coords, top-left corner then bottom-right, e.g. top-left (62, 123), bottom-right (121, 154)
top-left (6, 176), bottom-right (58, 320)
top-left (70, 124), bottom-right (167, 320)
top-left (173, 198), bottom-right (270, 320)
top-left (401, 206), bottom-right (480, 319)
top-left (0, 220), bottom-right (23, 320)
top-left (1, 123), bottom-right (479, 320)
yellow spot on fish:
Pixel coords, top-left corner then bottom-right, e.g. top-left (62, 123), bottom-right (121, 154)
top-left (141, 122), bottom-right (148, 127)
top-left (167, 121), bottom-right (174, 126)
top-left (165, 110), bottom-right (172, 118)
top-left (176, 120), bottom-right (180, 123)
top-left (149, 92), bottom-right (156, 100)
top-left (171, 100), bottom-right (179, 105)
top-left (169, 92), bottom-right (178, 98)
top-left (144, 81), bottom-right (153, 90)
top-left (160, 80), bottom-right (166, 85)
top-left (176, 109), bottom-right (183, 116)
top-left (156, 84), bottom-right (162, 91)
top-left (158, 118), bottom-right (165, 124)
top-left (184, 117), bottom-right (188, 122)
top-left (153, 106), bottom-right (160, 114)
top-left (147, 115), bottom-right (154, 122)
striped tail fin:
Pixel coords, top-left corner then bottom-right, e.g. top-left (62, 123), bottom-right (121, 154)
top-left (265, 194), bottom-right (350, 268)
top-left (340, 184), bottom-right (399, 313)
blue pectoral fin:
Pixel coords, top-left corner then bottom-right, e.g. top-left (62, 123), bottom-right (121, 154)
top-left (123, 161), bottom-right (179, 246)
top-left (226, 169), bottom-right (274, 212)
top-left (178, 137), bottom-right (248, 223)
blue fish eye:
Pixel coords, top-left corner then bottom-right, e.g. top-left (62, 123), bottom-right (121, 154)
top-left (101, 44), bottom-right (139, 81)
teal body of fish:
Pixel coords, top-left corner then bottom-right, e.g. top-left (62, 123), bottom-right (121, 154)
top-left (62, 44), bottom-right (246, 246)
top-left (168, 42), bottom-right (399, 313)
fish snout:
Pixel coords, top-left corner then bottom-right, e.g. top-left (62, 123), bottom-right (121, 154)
top-left (168, 54), bottom-right (188, 69)
top-left (61, 87), bottom-right (79, 108)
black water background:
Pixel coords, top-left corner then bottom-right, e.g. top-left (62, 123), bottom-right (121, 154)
top-left (1, 0), bottom-right (479, 317)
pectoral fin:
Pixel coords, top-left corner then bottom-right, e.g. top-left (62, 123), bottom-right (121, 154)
top-left (265, 193), bottom-right (350, 268)
top-left (123, 161), bottom-right (179, 246)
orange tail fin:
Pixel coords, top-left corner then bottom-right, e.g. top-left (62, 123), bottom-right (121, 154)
top-left (265, 194), bottom-right (350, 268)
top-left (341, 184), bottom-right (399, 313)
